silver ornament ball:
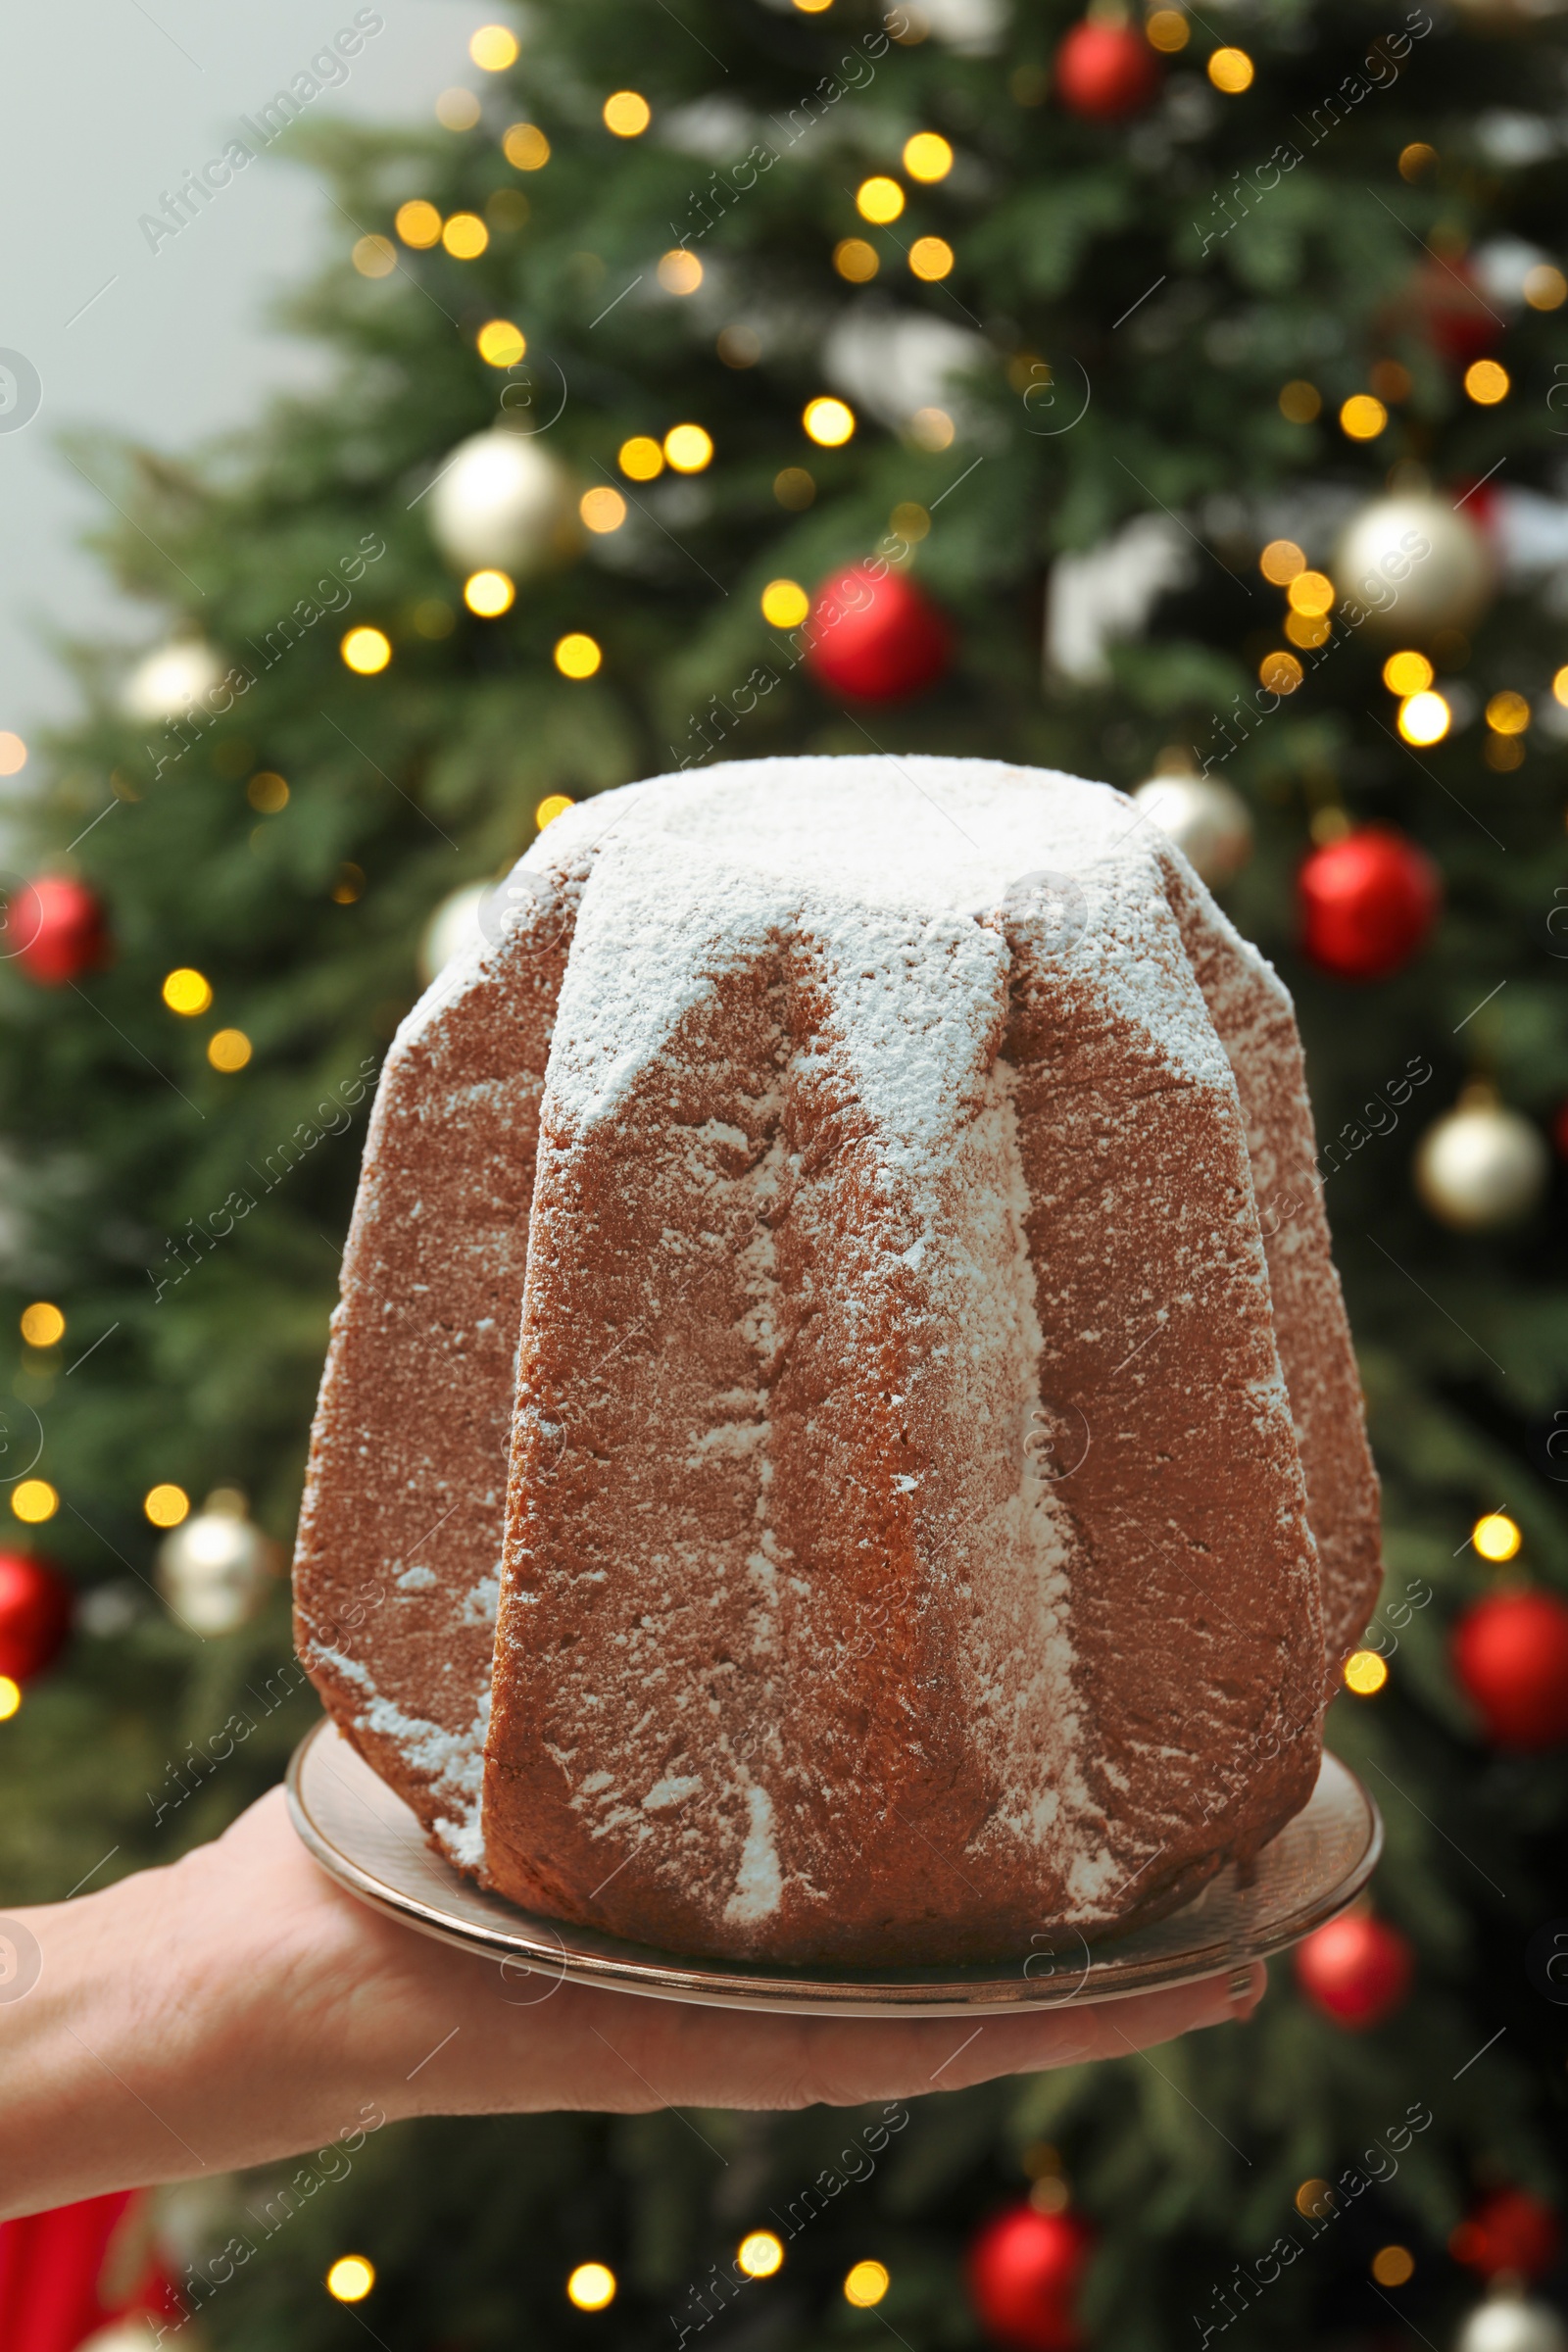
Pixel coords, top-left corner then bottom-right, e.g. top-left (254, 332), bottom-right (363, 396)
top-left (1414, 1090), bottom-right (1549, 1231)
top-left (1456, 2293), bottom-right (1568, 2352)
top-left (428, 428), bottom-right (578, 576)
top-left (157, 1494), bottom-right (279, 1636)
top-left (1132, 773), bottom-right (1254, 886)
top-left (1333, 489), bottom-right (1494, 640)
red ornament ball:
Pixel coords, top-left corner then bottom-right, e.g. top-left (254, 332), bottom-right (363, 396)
top-left (1451, 1588), bottom-right (1568, 1750)
top-left (805, 566), bottom-right (952, 704)
top-left (966, 2203), bottom-right (1096, 2352)
top-left (0, 1550), bottom-right (74, 1683)
top-left (1297, 826), bottom-right (1441, 982)
top-left (1294, 1911), bottom-right (1413, 2031)
top-left (1054, 19), bottom-right (1160, 119)
top-left (5, 875), bottom-right (111, 987)
top-left (1450, 2187), bottom-right (1562, 2281)
top-left (1409, 257), bottom-right (1501, 369)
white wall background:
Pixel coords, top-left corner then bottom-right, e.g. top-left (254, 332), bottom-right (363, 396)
top-left (0, 0), bottom-right (489, 742)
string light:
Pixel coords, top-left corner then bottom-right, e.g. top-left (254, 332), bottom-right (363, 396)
top-left (325, 2257), bottom-right (376, 2303)
top-left (352, 235), bottom-right (396, 278)
top-left (760, 579), bottom-right (809, 627)
top-left (1259, 651), bottom-right (1303, 694)
top-left (1340, 393), bottom-right (1388, 440)
top-left (843, 2263), bottom-right (890, 2309)
top-left (1344, 1648), bottom-right (1389, 1696)
top-left (903, 132), bottom-right (954, 180)
top-left (1207, 46), bottom-right (1253, 92)
top-left (555, 634), bottom-right (602, 679)
top-left (909, 235), bottom-right (954, 280)
top-left (579, 487), bottom-right (626, 532)
top-left (536, 793), bottom-right (574, 829)
top-left (1397, 690), bottom-right (1450, 746)
top-left (1279, 379), bottom-right (1321, 422)
top-left (566, 2264), bottom-right (616, 2311)
top-left (1398, 142), bottom-right (1437, 180)
top-left (208, 1028), bottom-right (253, 1070)
top-left (469, 24), bottom-right (518, 70)
top-left (603, 91), bottom-right (651, 136)
top-left (833, 237), bottom-right (879, 282)
top-left (341, 627), bottom-right (391, 675)
top-left (1259, 538), bottom-right (1305, 585)
top-left (162, 968), bottom-right (213, 1015)
top-left (144, 1484), bottom-right (188, 1529)
top-left (1382, 650), bottom-right (1432, 697)
top-left (1473, 1510), bottom-right (1521, 1561)
top-left (803, 396), bottom-right (855, 447)
top-left (1525, 264), bottom-right (1568, 311)
top-left (1464, 359), bottom-right (1509, 405)
top-left (1285, 611), bottom-right (1330, 650)
top-left (663, 423), bottom-right (713, 472)
top-left (1372, 2246), bottom-right (1414, 2287)
top-left (909, 406), bottom-right (955, 449)
top-left (12, 1481), bottom-right (58, 1526)
top-left (1486, 690), bottom-right (1530, 736)
top-left (737, 2232), bottom-right (785, 2278)
top-left (0, 1677), bottom-right (20, 1722)
top-left (892, 501), bottom-right (929, 541)
top-left (436, 88), bottom-right (481, 131)
top-left (477, 319), bottom-right (526, 366)
top-left (774, 466), bottom-right (815, 510)
top-left (394, 200), bottom-right (441, 248)
top-left (1286, 571), bottom-right (1334, 617)
top-left (856, 176), bottom-right (905, 223)
top-left (0, 733), bottom-right (25, 775)
top-left (1554, 665), bottom-right (1568, 708)
top-left (659, 249), bottom-right (703, 294)
top-left (1296, 2180), bottom-right (1335, 2220)
top-left (248, 772), bottom-right (289, 811)
top-left (20, 1304), bottom-right (65, 1348)
top-left (503, 122), bottom-right (551, 169)
top-left (464, 570), bottom-right (514, 617)
top-left (618, 435), bottom-right (663, 481)
top-left (1146, 8), bottom-right (1189, 49)
top-left (442, 212), bottom-right (489, 258)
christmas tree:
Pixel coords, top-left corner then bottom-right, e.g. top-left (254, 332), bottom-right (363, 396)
top-left (3, 0), bottom-right (1567, 2345)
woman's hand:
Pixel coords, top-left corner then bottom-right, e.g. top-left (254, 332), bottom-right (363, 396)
top-left (0, 1786), bottom-right (1261, 2219)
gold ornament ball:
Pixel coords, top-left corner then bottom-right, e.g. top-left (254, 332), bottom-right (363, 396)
top-left (1414, 1090), bottom-right (1548, 1231)
top-left (1132, 773), bottom-right (1253, 887)
top-left (157, 1495), bottom-right (280, 1635)
top-left (428, 429), bottom-right (578, 576)
top-left (1455, 2293), bottom-right (1568, 2352)
top-left (1333, 491), bottom-right (1494, 641)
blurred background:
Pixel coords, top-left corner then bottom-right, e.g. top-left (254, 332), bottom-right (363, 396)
top-left (0, 2), bottom-right (1565, 2349)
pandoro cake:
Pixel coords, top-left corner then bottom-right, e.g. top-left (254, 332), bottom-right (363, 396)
top-left (294, 756), bottom-right (1380, 1966)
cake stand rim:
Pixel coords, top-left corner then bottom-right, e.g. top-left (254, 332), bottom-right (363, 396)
top-left (285, 1717), bottom-right (1382, 2018)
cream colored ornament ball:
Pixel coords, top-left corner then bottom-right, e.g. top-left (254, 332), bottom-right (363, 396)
top-left (1414, 1087), bottom-right (1548, 1231)
top-left (428, 429), bottom-right (578, 575)
top-left (1456, 2292), bottom-right (1568, 2352)
top-left (1132, 773), bottom-right (1253, 887)
top-left (1333, 490), bottom-right (1494, 640)
top-left (122, 640), bottom-right (225, 723)
top-left (156, 1493), bottom-right (280, 1636)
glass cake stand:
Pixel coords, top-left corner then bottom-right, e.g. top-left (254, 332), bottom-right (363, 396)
top-left (286, 1716), bottom-right (1380, 2019)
